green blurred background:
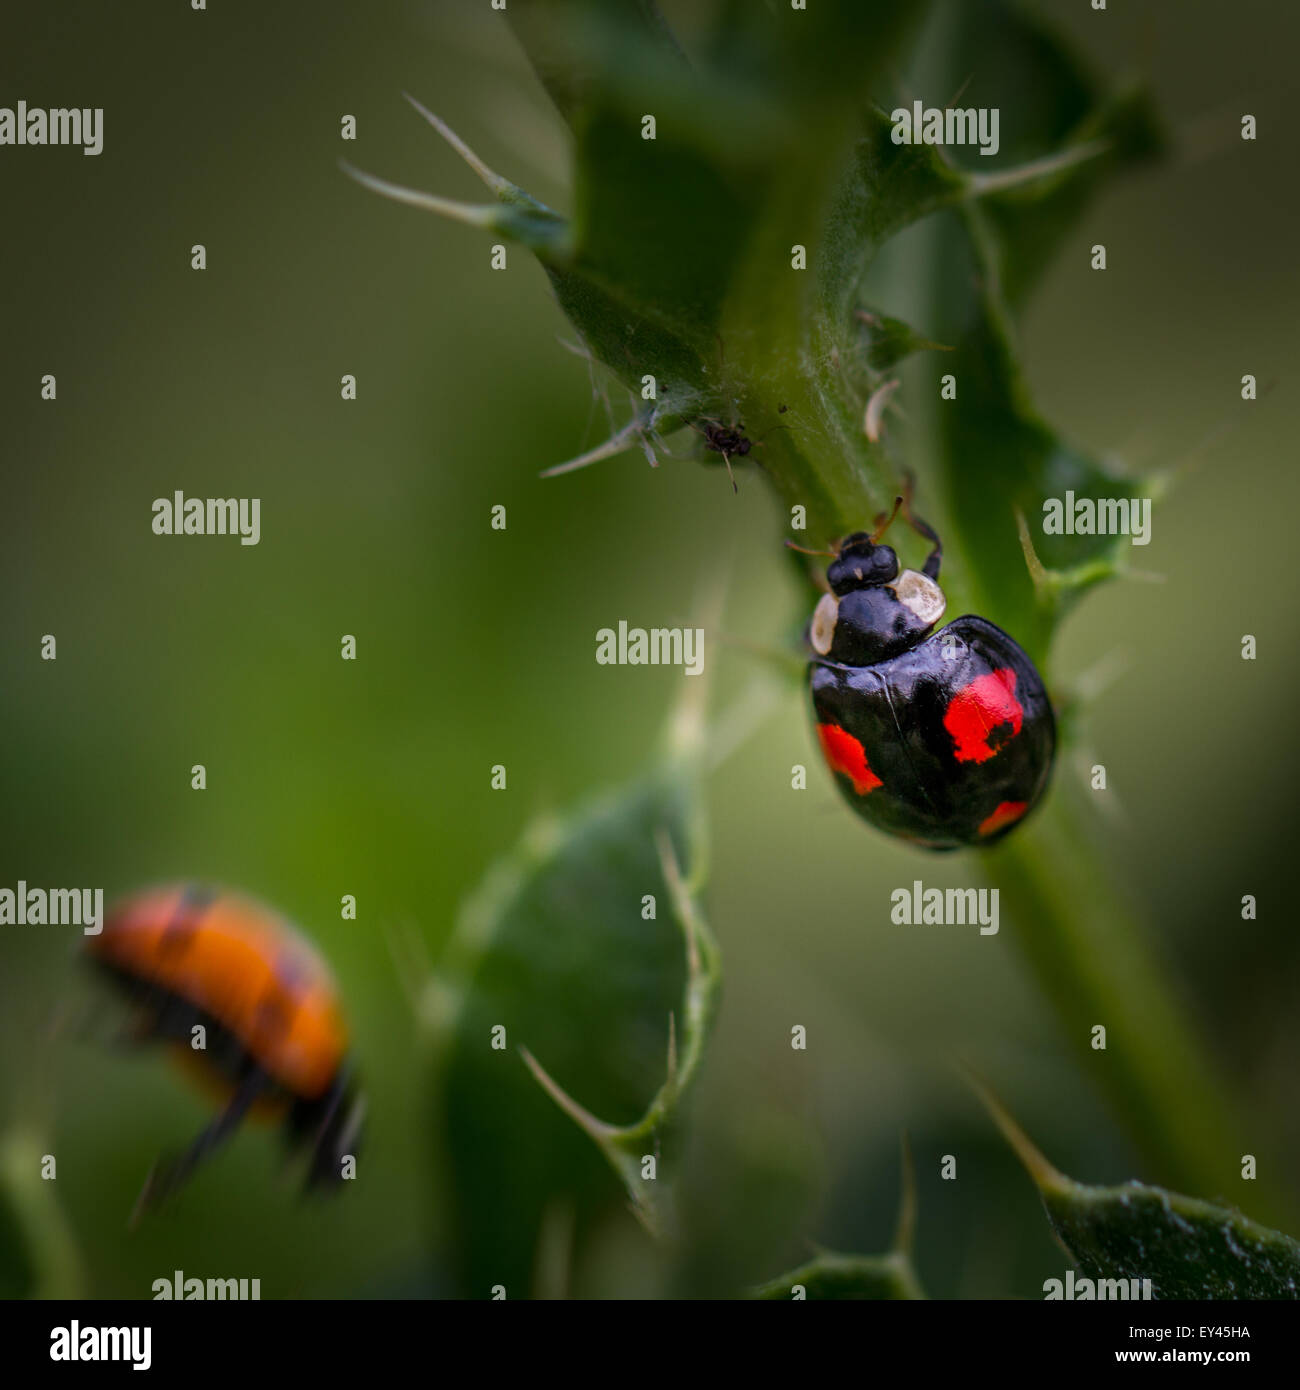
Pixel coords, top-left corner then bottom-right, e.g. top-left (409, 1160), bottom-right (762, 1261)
top-left (2, 0), bottom-right (1298, 1298)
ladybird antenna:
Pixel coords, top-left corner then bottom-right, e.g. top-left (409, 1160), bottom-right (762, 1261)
top-left (784, 540), bottom-right (838, 557)
top-left (870, 496), bottom-right (904, 543)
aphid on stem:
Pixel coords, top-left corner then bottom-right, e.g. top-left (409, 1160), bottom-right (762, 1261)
top-left (692, 415), bottom-right (789, 492)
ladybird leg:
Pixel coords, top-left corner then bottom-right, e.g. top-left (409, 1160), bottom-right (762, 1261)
top-left (899, 474), bottom-right (943, 579)
top-left (131, 1069), bottom-right (268, 1222)
top-left (300, 1078), bottom-right (366, 1190)
top-left (869, 495), bottom-right (903, 541)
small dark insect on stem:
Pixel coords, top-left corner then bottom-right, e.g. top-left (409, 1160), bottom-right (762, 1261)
top-left (693, 415), bottom-right (791, 492)
top-left (695, 420), bottom-right (751, 492)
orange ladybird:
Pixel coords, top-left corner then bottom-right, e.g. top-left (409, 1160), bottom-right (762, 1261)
top-left (86, 884), bottom-right (363, 1213)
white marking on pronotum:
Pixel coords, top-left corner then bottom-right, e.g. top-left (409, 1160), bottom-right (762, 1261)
top-left (891, 570), bottom-right (946, 628)
top-left (810, 593), bottom-right (838, 655)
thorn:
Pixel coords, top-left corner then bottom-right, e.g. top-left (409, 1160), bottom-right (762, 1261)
top-left (864, 379), bottom-right (901, 444)
top-left (943, 74), bottom-right (975, 111)
top-left (1013, 506), bottom-right (1052, 599)
top-left (402, 93), bottom-right (512, 197)
top-left (519, 1046), bottom-right (615, 1141)
top-left (962, 1066), bottom-right (1070, 1194)
top-left (341, 159), bottom-right (565, 251)
top-left (339, 160), bottom-right (499, 229)
top-left (539, 416), bottom-right (651, 478)
top-left (664, 1011), bottom-right (678, 1096)
top-left (656, 828), bottom-right (699, 975)
top-left (965, 139), bottom-right (1109, 199)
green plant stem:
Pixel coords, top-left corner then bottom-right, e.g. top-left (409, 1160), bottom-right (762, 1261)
top-left (753, 377), bottom-right (1287, 1225)
top-left (0, 1128), bottom-right (83, 1298)
top-left (984, 791), bottom-right (1293, 1230)
top-left (750, 409), bottom-right (1275, 1223)
top-left (483, 0), bottom-right (1282, 1236)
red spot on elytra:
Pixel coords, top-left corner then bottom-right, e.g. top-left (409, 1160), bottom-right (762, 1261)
top-left (817, 723), bottom-right (883, 796)
top-left (943, 668), bottom-right (1023, 764)
top-left (978, 800), bottom-right (1028, 837)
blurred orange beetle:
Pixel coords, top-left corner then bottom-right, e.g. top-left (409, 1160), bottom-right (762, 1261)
top-left (85, 884), bottom-right (363, 1215)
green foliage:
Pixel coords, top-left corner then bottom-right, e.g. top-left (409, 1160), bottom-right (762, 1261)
top-left (428, 686), bottom-right (715, 1295)
top-left (1048, 1182), bottom-right (1300, 1301)
top-left (517, 811), bottom-right (719, 1245)
top-left (753, 1143), bottom-right (925, 1300)
top-left (919, 5), bottom-right (1166, 662)
top-left (350, 0), bottom-right (1163, 656)
top-left (753, 1250), bottom-right (925, 1302)
top-left (985, 1086), bottom-right (1300, 1300)
top-left (0, 1129), bottom-right (82, 1299)
top-left (353, 0), bottom-right (1273, 1299)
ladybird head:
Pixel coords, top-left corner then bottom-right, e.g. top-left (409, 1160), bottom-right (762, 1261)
top-left (809, 531), bottom-right (947, 665)
top-left (826, 531), bottom-right (900, 592)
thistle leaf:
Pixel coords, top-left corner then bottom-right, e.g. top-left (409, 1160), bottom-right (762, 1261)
top-left (752, 1140), bottom-right (925, 1300)
top-left (430, 683), bottom-right (713, 1296)
top-left (521, 821), bottom-right (719, 1240)
top-left (752, 1249), bottom-right (925, 1302)
top-left (982, 1083), bottom-right (1300, 1300)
